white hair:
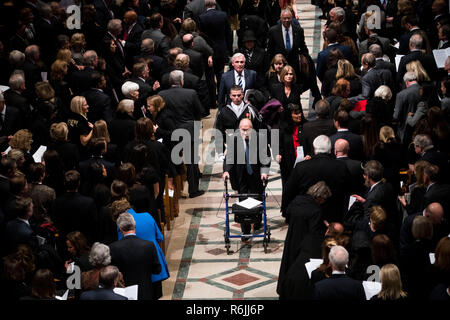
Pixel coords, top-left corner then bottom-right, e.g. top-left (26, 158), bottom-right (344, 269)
top-left (403, 71), bottom-right (417, 83)
top-left (313, 135), bottom-right (332, 154)
top-left (88, 242), bottom-right (111, 267)
top-left (231, 52), bottom-right (245, 63)
top-left (121, 81), bottom-right (139, 96)
top-left (374, 85), bottom-right (392, 101)
top-left (329, 245), bottom-right (349, 271)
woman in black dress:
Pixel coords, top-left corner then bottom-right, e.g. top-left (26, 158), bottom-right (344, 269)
top-left (66, 96), bottom-right (93, 160)
top-left (263, 53), bottom-right (287, 98)
top-left (276, 103), bottom-right (307, 187)
top-left (270, 65), bottom-right (302, 111)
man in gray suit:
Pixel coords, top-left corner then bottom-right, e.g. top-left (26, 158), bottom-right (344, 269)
top-left (141, 13), bottom-right (170, 59)
top-left (393, 71), bottom-right (421, 144)
top-left (349, 53), bottom-right (392, 103)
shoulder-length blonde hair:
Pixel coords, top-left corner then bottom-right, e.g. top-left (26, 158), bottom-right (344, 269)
top-left (406, 60), bottom-right (431, 82)
top-left (9, 129), bottom-right (33, 151)
top-left (147, 95), bottom-right (166, 114)
top-left (92, 120), bottom-right (110, 143)
top-left (377, 264), bottom-right (407, 300)
top-left (336, 59), bottom-right (357, 80)
top-left (70, 96), bottom-right (87, 116)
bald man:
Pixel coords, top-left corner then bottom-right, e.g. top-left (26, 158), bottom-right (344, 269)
top-left (223, 118), bottom-right (270, 241)
top-left (182, 33), bottom-right (204, 79)
top-left (122, 10), bottom-right (144, 69)
top-left (335, 139), bottom-right (364, 195)
top-left (400, 202), bottom-right (448, 255)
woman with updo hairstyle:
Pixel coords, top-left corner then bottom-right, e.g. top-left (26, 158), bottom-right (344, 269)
top-left (70, 33), bottom-right (87, 65)
top-left (48, 122), bottom-right (79, 171)
top-left (7, 149), bottom-right (26, 177)
top-left (373, 125), bottom-right (401, 194)
top-left (109, 99), bottom-right (137, 156)
top-left (92, 119), bottom-right (120, 167)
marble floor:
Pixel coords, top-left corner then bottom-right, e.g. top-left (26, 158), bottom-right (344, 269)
top-left (160, 0), bottom-right (325, 300)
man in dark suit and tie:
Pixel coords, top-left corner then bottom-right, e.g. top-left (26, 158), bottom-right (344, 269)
top-left (282, 135), bottom-right (350, 223)
top-left (217, 53), bottom-right (257, 110)
top-left (352, 160), bottom-right (400, 230)
top-left (316, 28), bottom-right (353, 82)
top-left (3, 73), bottom-right (30, 129)
top-left (109, 213), bottom-right (161, 300)
top-left (82, 72), bottom-right (114, 124)
top-left (4, 197), bottom-right (40, 254)
top-left (301, 100), bottom-right (337, 157)
top-left (80, 266), bottom-right (128, 300)
top-left (237, 30), bottom-right (267, 88)
top-left (334, 139), bottom-right (365, 195)
top-left (159, 70), bottom-right (204, 198)
top-left (349, 53), bottom-right (393, 103)
top-left (267, 9), bottom-right (310, 82)
top-left (122, 10), bottom-right (144, 70)
top-left (398, 15), bottom-right (431, 55)
top-left (222, 118), bottom-right (270, 241)
top-left (129, 62), bottom-right (160, 99)
top-left (313, 245), bottom-right (366, 300)
top-left (397, 33), bottom-right (439, 85)
top-left (330, 110), bottom-right (364, 161)
top-left (198, 0), bottom-right (233, 87)
top-left (182, 33), bottom-right (205, 80)
top-left (141, 13), bottom-right (170, 60)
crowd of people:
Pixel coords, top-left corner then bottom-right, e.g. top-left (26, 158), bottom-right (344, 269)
top-left (0, 0), bottom-right (449, 301)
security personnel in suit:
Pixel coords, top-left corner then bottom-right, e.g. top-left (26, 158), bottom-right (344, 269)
top-left (222, 118), bottom-right (270, 241)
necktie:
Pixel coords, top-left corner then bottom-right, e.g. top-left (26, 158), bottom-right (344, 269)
top-left (238, 73), bottom-right (243, 88)
top-left (123, 30), bottom-right (129, 41)
top-left (245, 139), bottom-right (253, 175)
top-left (285, 28), bottom-right (291, 52)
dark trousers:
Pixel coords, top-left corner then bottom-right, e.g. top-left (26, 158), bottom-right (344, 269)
top-left (235, 170), bottom-right (263, 234)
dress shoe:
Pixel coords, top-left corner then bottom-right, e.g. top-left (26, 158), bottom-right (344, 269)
top-left (189, 190), bottom-right (205, 198)
top-left (253, 222), bottom-right (262, 231)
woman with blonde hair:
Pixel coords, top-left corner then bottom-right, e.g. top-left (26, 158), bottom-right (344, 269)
top-left (8, 129), bottom-right (35, 174)
top-left (335, 59), bottom-right (361, 97)
top-left (66, 96), bottom-right (93, 159)
top-left (92, 119), bottom-right (120, 166)
top-left (265, 54), bottom-right (288, 92)
top-left (48, 122), bottom-right (80, 172)
top-left (146, 95), bottom-right (177, 148)
top-left (49, 59), bottom-right (72, 115)
top-left (371, 264), bottom-right (408, 301)
top-left (70, 33), bottom-right (86, 65)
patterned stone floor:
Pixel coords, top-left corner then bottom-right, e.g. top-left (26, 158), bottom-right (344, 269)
top-left (161, 0), bottom-right (325, 300)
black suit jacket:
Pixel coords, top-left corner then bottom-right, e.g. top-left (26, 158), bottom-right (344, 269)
top-left (198, 8), bottom-right (233, 60)
top-left (313, 274), bottom-right (366, 300)
top-left (4, 219), bottom-right (39, 253)
top-left (269, 83), bottom-right (302, 109)
top-left (397, 50), bottom-right (439, 84)
top-left (69, 67), bottom-right (96, 96)
top-left (52, 192), bottom-right (98, 242)
top-left (80, 288), bottom-right (128, 300)
top-left (282, 153), bottom-right (351, 222)
top-left (364, 181), bottom-right (400, 227)
top-left (123, 22), bottom-right (144, 69)
top-left (217, 69), bottom-right (257, 109)
top-left (330, 130), bottom-right (364, 161)
top-left (3, 90), bottom-right (29, 124)
top-left (109, 235), bottom-right (161, 300)
top-left (184, 47), bottom-right (204, 79)
top-left (158, 87), bottom-right (203, 124)
top-left (82, 88), bottom-right (113, 124)
top-left (337, 156), bottom-right (364, 195)
top-left (423, 183), bottom-right (450, 218)
top-left (301, 119), bottom-right (337, 157)
top-left (141, 28), bottom-right (170, 59)
top-left (0, 105), bottom-right (21, 139)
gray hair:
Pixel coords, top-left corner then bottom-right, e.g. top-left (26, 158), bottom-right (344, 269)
top-left (403, 71), bottom-right (417, 83)
top-left (89, 242), bottom-right (111, 267)
top-left (413, 134), bottom-right (433, 151)
top-left (9, 73), bottom-right (25, 91)
top-left (117, 212), bottom-right (136, 232)
top-left (121, 81), bottom-right (139, 96)
top-left (169, 70), bottom-right (184, 86)
top-left (409, 33), bottom-right (423, 49)
top-left (99, 265), bottom-right (120, 289)
top-left (141, 38), bottom-right (154, 54)
top-left (329, 245), bottom-right (349, 271)
top-left (107, 19), bottom-right (122, 33)
top-left (368, 44), bottom-right (382, 58)
top-left (231, 52), bottom-right (245, 64)
top-left (9, 50), bottom-right (25, 65)
top-left (306, 181), bottom-right (332, 201)
top-left (364, 160), bottom-right (384, 182)
top-left (25, 45), bottom-right (40, 61)
top-left (313, 135), bottom-right (332, 154)
top-left (117, 99), bottom-right (134, 114)
top-left (374, 85), bottom-right (392, 101)
top-left (82, 50), bottom-right (98, 67)
top-left (331, 7), bottom-right (345, 19)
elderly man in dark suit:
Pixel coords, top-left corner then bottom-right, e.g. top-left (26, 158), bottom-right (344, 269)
top-left (334, 139), bottom-right (364, 195)
top-left (349, 53), bottom-right (393, 104)
top-left (222, 118), bottom-right (271, 241)
top-left (198, 0), bottom-right (233, 87)
top-left (129, 62), bottom-right (160, 99)
top-left (313, 245), bottom-right (366, 300)
top-left (182, 33), bottom-right (205, 80)
top-left (397, 33), bottom-right (439, 85)
top-left (282, 135), bottom-right (350, 223)
top-left (4, 73), bottom-right (31, 128)
top-left (109, 213), bottom-right (161, 300)
top-left (393, 71), bottom-right (422, 144)
top-left (369, 44), bottom-right (396, 80)
top-left (330, 110), bottom-right (364, 161)
top-left (217, 53), bottom-right (257, 110)
top-left (70, 50), bottom-right (99, 96)
top-left (267, 9), bottom-right (310, 83)
top-left (159, 70), bottom-right (204, 198)
top-left (301, 100), bottom-right (336, 157)
top-left (80, 266), bottom-right (128, 300)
